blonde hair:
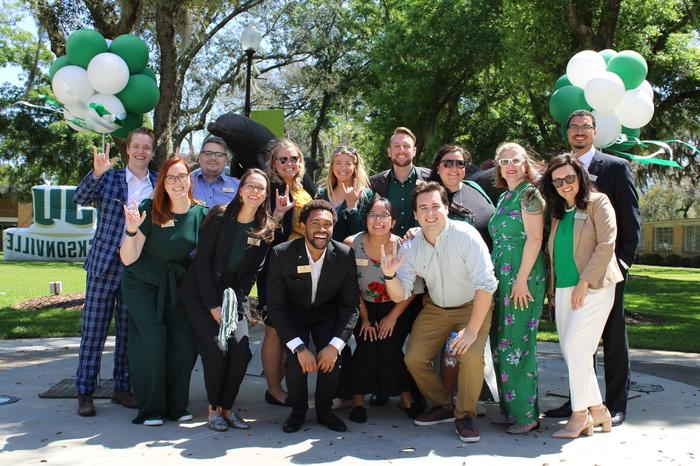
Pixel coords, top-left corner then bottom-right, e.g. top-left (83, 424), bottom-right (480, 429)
top-left (493, 142), bottom-right (542, 188)
top-left (265, 138), bottom-right (306, 189)
top-left (322, 147), bottom-right (370, 204)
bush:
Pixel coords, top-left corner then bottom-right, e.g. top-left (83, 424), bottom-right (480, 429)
top-left (639, 253), bottom-right (663, 266)
top-left (662, 254), bottom-right (683, 267)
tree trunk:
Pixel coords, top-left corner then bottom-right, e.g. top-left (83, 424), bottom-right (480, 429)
top-left (309, 91), bottom-right (332, 161)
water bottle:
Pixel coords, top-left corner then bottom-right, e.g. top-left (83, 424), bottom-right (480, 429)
top-left (443, 331), bottom-right (458, 367)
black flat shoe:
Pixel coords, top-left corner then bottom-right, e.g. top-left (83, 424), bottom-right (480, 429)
top-left (369, 394), bottom-right (388, 407)
top-left (544, 400), bottom-right (572, 418)
top-left (610, 411), bottom-right (626, 426)
top-left (317, 412), bottom-right (347, 432)
top-left (282, 414), bottom-right (305, 433)
top-left (349, 406), bottom-right (367, 423)
top-left (397, 401), bottom-right (425, 419)
top-left (265, 390), bottom-right (290, 407)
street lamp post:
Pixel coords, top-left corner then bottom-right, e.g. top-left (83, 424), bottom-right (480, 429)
top-left (240, 24), bottom-right (263, 117)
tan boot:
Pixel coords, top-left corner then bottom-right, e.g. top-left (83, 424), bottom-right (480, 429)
top-left (552, 409), bottom-right (593, 438)
top-left (589, 404), bottom-right (612, 432)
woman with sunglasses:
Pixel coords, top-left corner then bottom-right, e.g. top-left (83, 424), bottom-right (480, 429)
top-left (120, 156), bottom-right (208, 426)
top-left (179, 169), bottom-right (276, 431)
top-left (343, 196), bottom-right (422, 423)
top-left (260, 138), bottom-right (318, 407)
top-left (540, 154), bottom-right (622, 439)
top-left (488, 142), bottom-right (546, 434)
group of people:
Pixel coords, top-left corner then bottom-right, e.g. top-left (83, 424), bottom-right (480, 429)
top-left (72, 108), bottom-right (640, 444)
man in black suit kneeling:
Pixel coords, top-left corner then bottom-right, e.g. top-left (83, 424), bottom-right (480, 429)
top-left (267, 200), bottom-right (359, 433)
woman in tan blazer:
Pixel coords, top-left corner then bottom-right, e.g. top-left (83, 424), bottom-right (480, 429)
top-left (540, 154), bottom-right (623, 439)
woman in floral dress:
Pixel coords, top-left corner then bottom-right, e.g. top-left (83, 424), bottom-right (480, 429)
top-left (488, 142), bottom-right (546, 434)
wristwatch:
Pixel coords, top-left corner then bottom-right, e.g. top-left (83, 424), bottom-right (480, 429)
top-left (125, 230), bottom-right (137, 237)
top-left (293, 343), bottom-right (306, 354)
top-left (383, 272), bottom-right (397, 280)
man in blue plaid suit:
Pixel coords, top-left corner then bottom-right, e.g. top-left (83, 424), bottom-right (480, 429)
top-left (73, 128), bottom-right (158, 416)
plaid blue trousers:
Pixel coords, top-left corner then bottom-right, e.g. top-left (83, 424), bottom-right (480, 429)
top-left (75, 255), bottom-right (130, 394)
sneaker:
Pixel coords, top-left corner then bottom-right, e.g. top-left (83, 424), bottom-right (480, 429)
top-left (414, 406), bottom-right (455, 426)
top-left (455, 415), bottom-right (480, 443)
top-left (177, 413), bottom-right (193, 422)
top-left (143, 417), bottom-right (164, 426)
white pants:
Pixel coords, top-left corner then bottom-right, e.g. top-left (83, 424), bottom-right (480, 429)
top-left (555, 285), bottom-right (615, 411)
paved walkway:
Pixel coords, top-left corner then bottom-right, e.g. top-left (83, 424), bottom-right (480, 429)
top-left (0, 325), bottom-right (699, 465)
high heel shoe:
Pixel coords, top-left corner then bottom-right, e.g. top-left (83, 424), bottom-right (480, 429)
top-left (589, 404), bottom-right (612, 433)
top-left (552, 410), bottom-right (593, 438)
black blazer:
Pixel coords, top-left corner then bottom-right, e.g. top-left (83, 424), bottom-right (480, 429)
top-left (369, 166), bottom-right (431, 197)
top-left (179, 210), bottom-right (270, 313)
top-left (588, 150), bottom-right (641, 267)
top-left (267, 238), bottom-right (359, 346)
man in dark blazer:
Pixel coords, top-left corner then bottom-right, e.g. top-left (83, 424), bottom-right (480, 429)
top-left (267, 200), bottom-right (359, 433)
top-left (545, 110), bottom-right (641, 426)
top-left (73, 128), bottom-right (158, 417)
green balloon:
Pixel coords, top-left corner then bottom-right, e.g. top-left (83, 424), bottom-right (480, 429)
top-left (116, 74), bottom-right (160, 114)
top-left (49, 55), bottom-right (72, 80)
top-left (111, 113), bottom-right (144, 138)
top-left (66, 29), bottom-right (108, 69)
top-left (549, 85), bottom-right (591, 124)
top-left (608, 127), bottom-right (641, 151)
top-left (142, 66), bottom-right (157, 84)
top-left (109, 34), bottom-right (149, 74)
top-left (598, 49), bottom-right (617, 65)
top-left (553, 74), bottom-right (572, 92)
top-left (607, 50), bottom-right (648, 90)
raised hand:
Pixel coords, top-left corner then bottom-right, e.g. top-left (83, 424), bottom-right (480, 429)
top-left (123, 200), bottom-right (146, 234)
top-left (273, 184), bottom-right (294, 218)
top-left (92, 143), bottom-right (117, 177)
top-left (380, 241), bottom-right (404, 277)
top-left (341, 180), bottom-right (362, 209)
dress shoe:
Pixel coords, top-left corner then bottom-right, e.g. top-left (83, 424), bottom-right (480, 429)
top-left (552, 410), bottom-right (594, 438)
top-left (610, 411), bottom-right (626, 427)
top-left (349, 406), bottom-right (367, 423)
top-left (224, 411), bottom-right (249, 429)
top-left (317, 412), bottom-right (347, 432)
top-left (455, 415), bottom-right (480, 443)
top-left (397, 401), bottom-right (425, 419)
top-left (369, 394), bottom-right (388, 407)
top-left (265, 390), bottom-right (291, 407)
top-left (208, 412), bottom-right (228, 431)
top-left (282, 414), bottom-right (305, 433)
top-left (589, 404), bottom-right (612, 432)
top-left (77, 394), bottom-right (95, 417)
top-left (544, 400), bottom-right (572, 418)
top-left (111, 390), bottom-right (138, 409)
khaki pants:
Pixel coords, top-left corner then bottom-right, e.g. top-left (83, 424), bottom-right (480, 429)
top-left (405, 295), bottom-right (492, 418)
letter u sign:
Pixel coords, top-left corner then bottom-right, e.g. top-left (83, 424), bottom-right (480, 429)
top-left (32, 186), bottom-right (94, 226)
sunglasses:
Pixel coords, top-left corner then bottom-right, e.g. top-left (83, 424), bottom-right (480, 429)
top-left (334, 146), bottom-right (357, 155)
top-left (441, 159), bottom-right (466, 169)
top-left (276, 155), bottom-right (300, 164)
top-left (497, 157), bottom-right (524, 167)
top-left (551, 174), bottom-right (578, 188)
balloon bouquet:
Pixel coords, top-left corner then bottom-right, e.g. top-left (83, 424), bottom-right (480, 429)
top-left (48, 29), bottom-right (159, 138)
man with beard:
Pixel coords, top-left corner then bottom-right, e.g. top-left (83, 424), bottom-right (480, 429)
top-left (544, 109), bottom-right (640, 426)
top-left (191, 135), bottom-right (240, 207)
top-left (370, 127), bottom-right (431, 237)
top-left (267, 200), bottom-right (359, 433)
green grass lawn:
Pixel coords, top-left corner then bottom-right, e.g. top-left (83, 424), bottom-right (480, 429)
top-left (538, 265), bottom-right (700, 353)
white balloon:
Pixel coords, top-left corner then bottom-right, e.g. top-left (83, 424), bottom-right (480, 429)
top-left (637, 80), bottom-right (654, 100)
top-left (592, 111), bottom-right (622, 148)
top-left (566, 50), bottom-right (607, 88)
top-left (62, 108), bottom-right (87, 132)
top-left (613, 89), bottom-right (654, 129)
top-left (87, 53), bottom-right (130, 95)
top-left (51, 65), bottom-right (95, 105)
top-left (86, 94), bottom-right (126, 133)
top-left (584, 72), bottom-right (625, 112)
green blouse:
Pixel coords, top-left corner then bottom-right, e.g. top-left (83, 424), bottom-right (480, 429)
top-left (554, 207), bottom-right (579, 288)
top-left (225, 220), bottom-right (255, 272)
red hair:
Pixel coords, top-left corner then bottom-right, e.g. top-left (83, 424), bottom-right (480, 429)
top-left (151, 155), bottom-right (199, 225)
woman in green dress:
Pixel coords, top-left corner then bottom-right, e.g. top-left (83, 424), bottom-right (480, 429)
top-left (487, 142), bottom-right (546, 434)
top-left (120, 155), bottom-right (208, 426)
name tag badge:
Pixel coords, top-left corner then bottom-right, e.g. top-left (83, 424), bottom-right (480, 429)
top-left (355, 258), bottom-right (369, 267)
top-left (223, 187), bottom-right (235, 193)
top-left (247, 236), bottom-right (261, 246)
top-left (297, 265), bottom-right (312, 274)
top-left (162, 219), bottom-right (175, 228)
top-left (574, 212), bottom-right (588, 220)
top-left (588, 173), bottom-right (598, 182)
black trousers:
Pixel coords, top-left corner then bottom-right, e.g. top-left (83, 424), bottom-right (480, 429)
top-left (285, 316), bottom-right (341, 417)
top-left (601, 269), bottom-right (630, 413)
top-left (186, 304), bottom-right (252, 410)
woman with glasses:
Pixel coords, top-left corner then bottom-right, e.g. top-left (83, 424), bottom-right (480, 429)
top-left (179, 169), bottom-right (276, 431)
top-left (540, 154), bottom-right (622, 439)
top-left (260, 138), bottom-right (318, 407)
top-left (488, 142), bottom-right (546, 434)
top-left (119, 156), bottom-right (208, 426)
top-left (343, 196), bottom-right (422, 423)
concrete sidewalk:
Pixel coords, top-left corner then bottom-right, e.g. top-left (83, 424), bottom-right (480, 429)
top-left (0, 326), bottom-right (698, 465)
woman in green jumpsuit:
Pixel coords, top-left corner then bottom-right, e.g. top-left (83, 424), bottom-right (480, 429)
top-left (488, 143), bottom-right (546, 434)
top-left (120, 156), bottom-right (208, 426)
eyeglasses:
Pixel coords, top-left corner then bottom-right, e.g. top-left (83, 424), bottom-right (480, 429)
top-left (367, 213), bottom-right (391, 221)
top-left (497, 157), bottom-right (524, 167)
top-left (441, 159), bottom-right (466, 169)
top-left (276, 155), bottom-right (300, 164)
top-left (551, 174), bottom-right (578, 188)
top-left (200, 150), bottom-right (227, 158)
top-left (165, 173), bottom-right (189, 184)
top-left (567, 124), bottom-right (595, 132)
top-left (334, 146), bottom-right (357, 155)
top-left (242, 183), bottom-right (266, 193)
